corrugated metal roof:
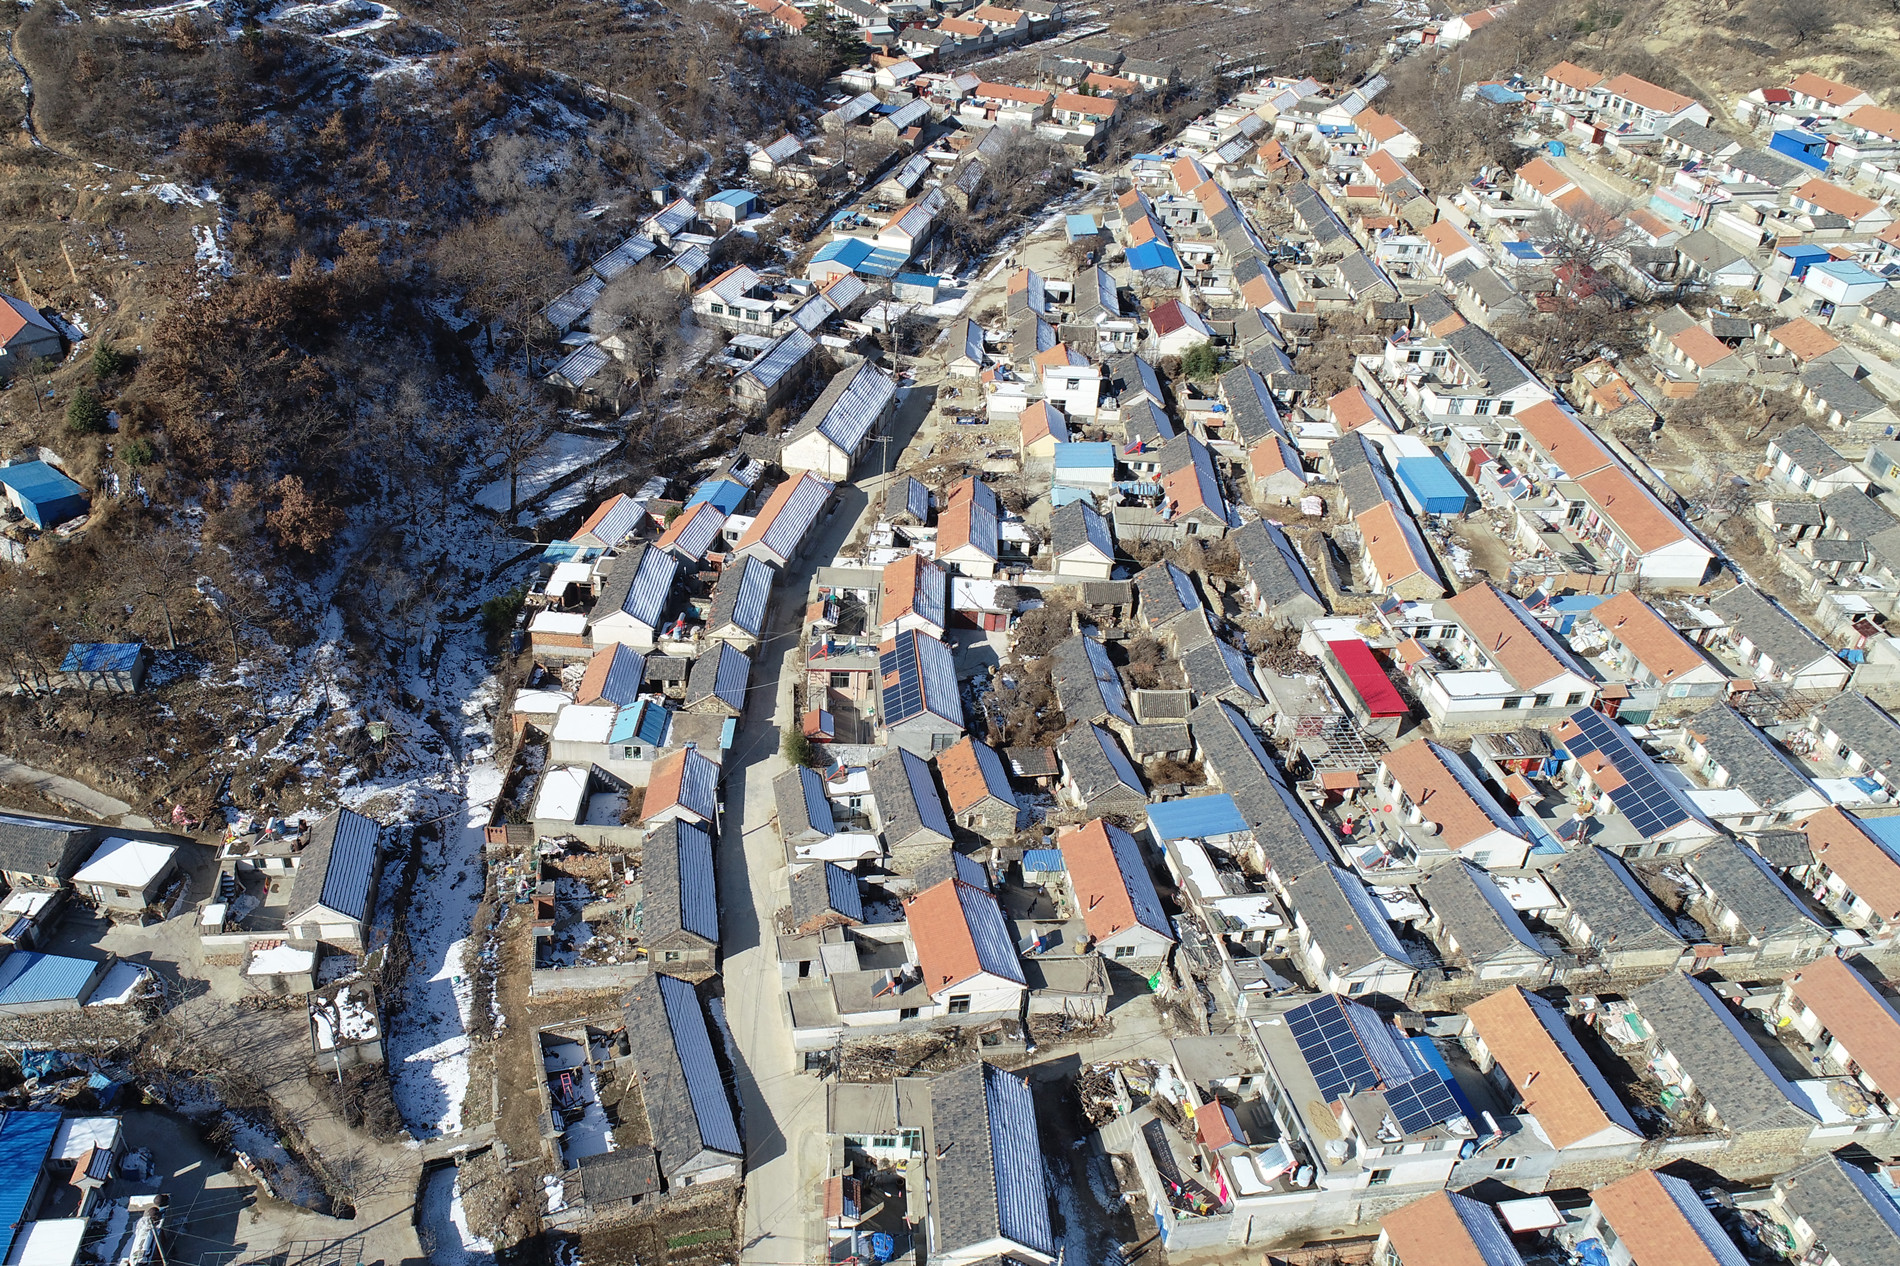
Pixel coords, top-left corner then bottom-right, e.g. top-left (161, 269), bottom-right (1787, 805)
top-left (1097, 821), bottom-right (1171, 937)
top-left (591, 234), bottom-right (657, 281)
top-left (1147, 794), bottom-right (1247, 840)
top-left (741, 328), bottom-right (816, 390)
top-left (1022, 848), bottom-right (1065, 871)
top-left (660, 502), bottom-right (727, 562)
top-left (897, 747), bottom-right (954, 839)
top-left (880, 630), bottom-right (962, 727)
top-left (955, 880), bottom-right (1025, 983)
top-left (703, 264), bottom-right (762, 305)
top-left (679, 748), bottom-right (722, 820)
top-left (622, 545), bottom-right (681, 626)
top-left (655, 974), bottom-right (744, 1154)
top-left (674, 820), bottom-right (719, 942)
top-left (752, 472), bottom-right (835, 562)
top-left (543, 276), bottom-right (604, 329)
top-left (578, 493), bottom-right (644, 547)
top-left (886, 98), bottom-right (931, 130)
top-left (0, 1111), bottom-right (62, 1261)
top-left (762, 134), bottom-right (804, 163)
top-left (824, 862), bottom-right (865, 921)
top-left (316, 808), bottom-right (380, 920)
top-left (982, 1064), bottom-right (1053, 1253)
top-left (585, 643), bottom-right (646, 707)
top-left (60, 643), bottom-right (142, 673)
top-left (551, 345), bottom-right (610, 388)
top-left (668, 245), bottom-right (711, 277)
top-left (645, 199), bottom-right (695, 237)
top-left (0, 952), bottom-right (99, 1005)
top-left (710, 555), bottom-right (774, 637)
top-left (1095, 722), bottom-right (1145, 791)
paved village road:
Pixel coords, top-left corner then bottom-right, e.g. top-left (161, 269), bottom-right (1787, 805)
top-left (723, 388), bottom-right (934, 1266)
top-left (0, 753), bottom-right (157, 828)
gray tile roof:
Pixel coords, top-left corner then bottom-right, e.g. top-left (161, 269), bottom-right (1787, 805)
top-left (1726, 146), bottom-right (1807, 186)
top-left (1822, 486), bottom-right (1898, 541)
top-left (288, 808), bottom-right (380, 923)
top-left (885, 476), bottom-right (931, 524)
top-left (1188, 700), bottom-right (1333, 882)
top-left (1772, 424), bottom-right (1852, 479)
top-left (1547, 845), bottom-right (1686, 951)
top-left (1051, 635), bottom-right (1135, 728)
top-left (687, 642), bottom-right (750, 714)
top-left (1231, 520), bottom-right (1324, 619)
top-left (1709, 585), bottom-right (1836, 676)
top-left (790, 860), bottom-right (863, 927)
top-left (1677, 229), bottom-right (1752, 274)
top-left (1338, 251), bottom-right (1399, 302)
top-left (1181, 637), bottom-right (1263, 706)
top-left (1684, 704), bottom-right (1816, 810)
top-left (929, 1062), bottom-right (1056, 1261)
top-left (869, 747), bottom-right (953, 848)
top-left (708, 555), bottom-right (774, 639)
top-left (775, 764), bottom-right (837, 841)
top-left (1285, 864), bottom-right (1412, 974)
top-left (1631, 972), bottom-right (1816, 1133)
top-left (1134, 560), bottom-right (1201, 628)
top-left (1056, 721), bottom-right (1147, 811)
top-left (1051, 499), bottom-right (1114, 561)
top-left (1814, 692), bottom-right (1900, 773)
top-left (576, 1146), bottom-right (659, 1205)
top-left (1127, 723), bottom-right (1192, 754)
top-left (1804, 365), bottom-right (1890, 423)
top-left (1422, 861), bottom-right (1548, 966)
top-left (1684, 836), bottom-right (1817, 940)
top-left (1287, 183), bottom-right (1349, 245)
top-left (0, 813), bottom-right (101, 881)
top-left (1443, 323), bottom-right (1532, 395)
top-left (622, 974), bottom-right (743, 1175)
top-left (1217, 366), bottom-right (1288, 447)
top-left (787, 360), bottom-right (895, 455)
top-left (643, 819), bottom-right (719, 948)
top-left (1863, 286), bottom-right (1900, 323)
top-left (1776, 1154), bottom-right (1900, 1266)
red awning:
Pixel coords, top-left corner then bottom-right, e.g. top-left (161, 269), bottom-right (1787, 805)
top-left (1325, 639), bottom-right (1409, 717)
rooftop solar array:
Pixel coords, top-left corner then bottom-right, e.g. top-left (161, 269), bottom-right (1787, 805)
top-left (1564, 708), bottom-right (1700, 838)
top-left (1285, 995), bottom-right (1465, 1134)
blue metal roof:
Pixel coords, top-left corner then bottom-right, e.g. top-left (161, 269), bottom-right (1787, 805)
top-left (894, 272), bottom-right (937, 289)
top-left (707, 189), bottom-right (757, 208)
top-left (589, 644), bottom-right (646, 707)
top-left (982, 1064), bottom-right (1055, 1256)
top-left (858, 248), bottom-right (912, 278)
top-left (812, 237), bottom-right (873, 266)
top-left (1053, 441), bottom-right (1116, 471)
top-left (673, 820), bottom-right (719, 942)
top-left (1778, 242), bottom-right (1832, 262)
top-left (1021, 848), bottom-right (1065, 872)
top-left (0, 952), bottom-right (99, 1005)
top-left (1050, 485), bottom-right (1095, 507)
top-left (1395, 456), bottom-right (1469, 514)
top-left (1502, 241), bottom-right (1543, 261)
top-left (0, 1110), bottom-right (62, 1262)
top-left (317, 809), bottom-right (381, 921)
top-left (654, 974), bottom-right (743, 1155)
top-left (0, 462), bottom-right (87, 527)
top-left (956, 880), bottom-right (1026, 985)
top-left (686, 479), bottom-right (748, 514)
top-left (1147, 794), bottom-right (1247, 841)
top-left (823, 861), bottom-right (864, 922)
top-left (60, 643), bottom-right (142, 673)
top-left (611, 699), bottom-right (673, 746)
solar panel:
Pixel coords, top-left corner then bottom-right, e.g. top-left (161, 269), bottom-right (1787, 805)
top-left (1385, 1075), bottom-right (1462, 1135)
top-left (1285, 997), bottom-right (1382, 1101)
top-left (881, 636), bottom-right (926, 724)
top-left (1566, 708), bottom-right (1697, 839)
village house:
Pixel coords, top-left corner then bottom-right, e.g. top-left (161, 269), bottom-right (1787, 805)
top-left (905, 875), bottom-right (1029, 1020)
top-left (1754, 1152), bottom-right (1900, 1266)
top-left (732, 471), bottom-right (837, 568)
top-left (1056, 722), bottom-right (1148, 817)
top-left (1709, 585), bottom-right (1851, 691)
top-left (622, 974), bottom-right (744, 1186)
top-left (878, 629), bottom-right (964, 755)
top-left (1464, 986), bottom-right (1646, 1160)
top-left (1371, 738), bottom-right (1531, 870)
top-left (1676, 705), bottom-right (1827, 829)
top-left (1795, 807), bottom-right (1900, 947)
top-left (285, 808), bottom-right (382, 950)
top-left (923, 1062), bottom-right (1056, 1266)
top-left (1567, 1171), bottom-right (1749, 1266)
top-left (641, 819), bottom-right (720, 974)
top-left (1049, 500), bottom-right (1116, 578)
top-left (1548, 708), bottom-right (1720, 858)
top-left (936, 737), bottom-right (1020, 839)
top-left (1775, 955), bottom-right (1900, 1113)
top-left (1058, 818), bottom-right (1175, 969)
top-left (1419, 861), bottom-right (1555, 986)
top-left (1544, 844), bottom-right (1692, 977)
top-left (1678, 836), bottom-right (1831, 964)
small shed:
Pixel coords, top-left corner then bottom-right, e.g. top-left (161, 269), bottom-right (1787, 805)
top-left (892, 273), bottom-right (940, 304)
top-left (704, 189), bottom-right (761, 223)
top-left (1022, 848), bottom-right (1065, 883)
top-left (1769, 129), bottom-right (1828, 171)
top-left (1778, 242), bottom-right (1833, 282)
top-left (0, 461), bottom-right (87, 528)
top-left (59, 643), bottom-right (147, 694)
top-left (72, 837), bottom-right (177, 913)
top-left (1395, 456), bottom-right (1469, 515)
top-left (1065, 214), bottom-right (1100, 243)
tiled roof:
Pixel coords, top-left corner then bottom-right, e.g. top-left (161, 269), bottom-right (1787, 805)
top-left (596, 542), bottom-right (680, 628)
top-left (1794, 177), bottom-right (1879, 221)
top-left (1466, 986), bottom-right (1641, 1149)
top-left (1422, 861), bottom-right (1547, 964)
top-left (929, 1062), bottom-right (1054, 1259)
top-left (622, 974), bottom-right (742, 1174)
top-left (1577, 465), bottom-right (1689, 555)
top-left (1544, 60), bottom-right (1604, 92)
top-left (1051, 634), bottom-right (1135, 728)
top-left (1787, 955), bottom-right (1900, 1099)
top-left (1602, 73), bottom-right (1698, 117)
top-left (1770, 423), bottom-right (1851, 478)
top-left (1546, 845), bottom-right (1686, 950)
top-left (1381, 1191), bottom-right (1526, 1266)
top-left (1709, 584), bottom-right (1835, 675)
top-left (907, 877), bottom-right (1025, 990)
top-left (642, 819), bottom-right (718, 946)
top-left (708, 555), bottom-right (773, 638)
top-left (1788, 72), bottom-right (1867, 107)
top-left (734, 471), bottom-right (835, 562)
top-left (1448, 582), bottom-right (1589, 690)
top-left (1590, 591), bottom-right (1718, 684)
top-left (687, 641), bottom-right (750, 713)
top-left (1798, 806), bottom-right (1900, 920)
top-left (937, 737), bottom-right (1017, 815)
top-left (1684, 836), bottom-right (1816, 938)
top-left (1771, 317), bottom-right (1842, 362)
top-left (1592, 1169), bottom-right (1748, 1266)
top-left (656, 500), bottom-right (727, 563)
top-left (1813, 693), bottom-right (1900, 772)
top-left (1380, 739), bottom-right (1518, 851)
top-left (1631, 972), bottom-right (1815, 1133)
top-left (646, 747), bottom-right (721, 823)
top-left (1061, 819), bottom-right (1172, 942)
top-left (578, 643), bottom-right (646, 706)
top-left (1775, 1154), bottom-right (1900, 1266)
top-left (881, 553), bottom-right (947, 631)
top-left (1683, 705), bottom-right (1815, 810)
top-left (1056, 721), bottom-right (1146, 805)
top-left (869, 747), bottom-right (953, 846)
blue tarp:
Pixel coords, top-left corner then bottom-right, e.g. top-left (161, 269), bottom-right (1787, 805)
top-left (1050, 485), bottom-right (1096, 508)
top-left (1147, 794), bottom-right (1247, 841)
top-left (60, 643), bottom-right (142, 674)
top-left (1395, 456), bottom-right (1469, 515)
top-left (1126, 241), bottom-right (1181, 273)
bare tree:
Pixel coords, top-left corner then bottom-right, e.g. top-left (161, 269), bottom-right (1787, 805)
top-left (112, 528), bottom-right (198, 650)
top-left (595, 267), bottom-right (686, 403)
top-left (480, 369), bottom-right (558, 518)
top-left (1528, 196), bottom-right (1640, 278)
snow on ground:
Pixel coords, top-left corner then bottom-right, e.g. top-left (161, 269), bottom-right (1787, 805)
top-left (558, 1061), bottom-right (615, 1164)
top-left (474, 432), bottom-right (617, 514)
top-left (543, 1173), bottom-right (567, 1214)
top-left (420, 1167), bottom-right (495, 1266)
top-left (114, 0), bottom-right (215, 22)
top-left (1049, 1152), bottom-right (1125, 1266)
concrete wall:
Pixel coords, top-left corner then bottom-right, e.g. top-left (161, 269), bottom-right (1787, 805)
top-left (529, 961), bottom-right (650, 996)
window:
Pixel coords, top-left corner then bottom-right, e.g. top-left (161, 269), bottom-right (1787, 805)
top-left (1475, 399), bottom-right (1492, 415)
top-left (623, 745), bottom-right (642, 760)
top-left (115, 888), bottom-right (130, 898)
top-left (933, 733), bottom-right (957, 752)
top-left (899, 1007), bottom-right (920, 1020)
top-left (798, 961), bottom-right (811, 979)
top-left (1534, 694), bottom-right (1551, 708)
top-left (1185, 521), bottom-right (1198, 535)
top-left (1367, 1168), bottom-right (1392, 1186)
top-left (1566, 692), bottom-right (1586, 705)
top-left (831, 672), bottom-right (853, 689)
top-left (947, 995), bottom-right (972, 1014)
top-left (1497, 400), bottom-right (1515, 415)
top-left (1346, 980), bottom-right (1367, 996)
top-left (1492, 1157), bottom-right (1517, 1171)
top-left (1115, 945), bottom-right (1137, 959)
